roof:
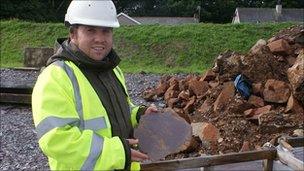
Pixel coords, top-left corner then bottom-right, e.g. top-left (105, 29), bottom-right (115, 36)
top-left (117, 12), bottom-right (141, 25)
top-left (117, 12), bottom-right (198, 25)
top-left (234, 8), bottom-right (304, 23)
top-left (132, 16), bottom-right (198, 25)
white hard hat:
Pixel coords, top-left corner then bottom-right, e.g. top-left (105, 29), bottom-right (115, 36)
top-left (65, 0), bottom-right (120, 28)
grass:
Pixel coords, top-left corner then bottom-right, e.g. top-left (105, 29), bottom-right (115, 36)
top-left (1, 20), bottom-right (67, 67)
top-left (0, 19), bottom-right (296, 73)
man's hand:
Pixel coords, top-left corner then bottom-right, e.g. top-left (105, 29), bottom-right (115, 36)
top-left (144, 104), bottom-right (158, 115)
top-left (127, 139), bottom-right (149, 161)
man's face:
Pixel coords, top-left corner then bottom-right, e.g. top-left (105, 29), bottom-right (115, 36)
top-left (70, 25), bottom-right (113, 61)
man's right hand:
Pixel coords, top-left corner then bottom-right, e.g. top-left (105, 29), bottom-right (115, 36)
top-left (127, 139), bottom-right (149, 161)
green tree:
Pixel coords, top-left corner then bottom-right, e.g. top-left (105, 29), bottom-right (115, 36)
top-left (1, 0), bottom-right (303, 23)
top-left (199, 0), bottom-right (237, 23)
top-left (0, 0), bottom-right (70, 22)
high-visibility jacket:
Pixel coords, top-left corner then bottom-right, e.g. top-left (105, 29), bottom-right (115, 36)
top-left (32, 60), bottom-right (141, 170)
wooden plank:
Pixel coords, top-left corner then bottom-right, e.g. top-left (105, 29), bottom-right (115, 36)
top-left (0, 77), bottom-right (34, 90)
top-left (263, 159), bottom-right (273, 171)
top-left (141, 148), bottom-right (277, 171)
top-left (0, 93), bottom-right (31, 104)
top-left (0, 87), bottom-right (32, 94)
top-left (277, 146), bottom-right (304, 171)
top-left (10, 67), bottom-right (40, 71)
top-left (279, 139), bottom-right (293, 151)
top-left (204, 166), bottom-right (214, 171)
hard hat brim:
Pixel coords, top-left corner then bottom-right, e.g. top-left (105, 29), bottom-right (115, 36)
top-left (65, 17), bottom-right (120, 28)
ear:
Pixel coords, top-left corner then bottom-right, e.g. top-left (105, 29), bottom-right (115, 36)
top-left (69, 32), bottom-right (77, 43)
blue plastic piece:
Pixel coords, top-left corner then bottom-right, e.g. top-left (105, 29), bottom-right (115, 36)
top-left (234, 74), bottom-right (252, 100)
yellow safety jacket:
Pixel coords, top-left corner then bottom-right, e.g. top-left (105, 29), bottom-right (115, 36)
top-left (32, 60), bottom-right (141, 170)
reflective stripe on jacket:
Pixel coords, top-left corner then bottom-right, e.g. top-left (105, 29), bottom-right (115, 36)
top-left (32, 60), bottom-right (140, 170)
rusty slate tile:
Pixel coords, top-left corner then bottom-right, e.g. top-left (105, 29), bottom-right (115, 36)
top-left (134, 111), bottom-right (192, 161)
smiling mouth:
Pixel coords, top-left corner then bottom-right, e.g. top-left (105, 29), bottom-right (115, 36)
top-left (92, 47), bottom-right (105, 52)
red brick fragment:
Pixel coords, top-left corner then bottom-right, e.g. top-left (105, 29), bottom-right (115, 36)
top-left (214, 82), bottom-right (235, 112)
top-left (248, 95), bottom-right (265, 107)
top-left (263, 79), bottom-right (291, 103)
top-left (285, 95), bottom-right (304, 114)
top-left (192, 122), bottom-right (220, 143)
top-left (200, 69), bottom-right (216, 82)
top-left (267, 39), bottom-right (292, 55)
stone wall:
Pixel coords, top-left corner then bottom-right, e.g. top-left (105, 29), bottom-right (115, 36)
top-left (24, 47), bottom-right (54, 67)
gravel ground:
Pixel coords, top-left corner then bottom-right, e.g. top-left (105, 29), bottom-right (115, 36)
top-left (0, 68), bottom-right (39, 89)
top-left (0, 105), bottom-right (49, 170)
top-left (0, 68), bottom-right (172, 170)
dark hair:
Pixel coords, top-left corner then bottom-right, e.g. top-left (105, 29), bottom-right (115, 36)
top-left (69, 25), bottom-right (79, 34)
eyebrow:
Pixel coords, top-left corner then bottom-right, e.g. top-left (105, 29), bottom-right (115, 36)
top-left (84, 26), bottom-right (112, 30)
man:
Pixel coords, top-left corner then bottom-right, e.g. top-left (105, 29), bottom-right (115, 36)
top-left (32, 1), bottom-right (156, 170)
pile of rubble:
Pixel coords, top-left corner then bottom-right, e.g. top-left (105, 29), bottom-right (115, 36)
top-left (142, 25), bottom-right (304, 157)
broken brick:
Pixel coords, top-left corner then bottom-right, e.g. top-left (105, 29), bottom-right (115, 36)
top-left (188, 80), bottom-right (209, 96)
top-left (253, 105), bottom-right (272, 115)
top-left (179, 79), bottom-right (188, 91)
top-left (200, 69), bottom-right (216, 82)
top-left (267, 36), bottom-right (277, 44)
top-left (167, 98), bottom-right (179, 108)
top-left (248, 95), bottom-right (265, 107)
top-left (154, 81), bottom-right (169, 96)
top-left (228, 99), bottom-right (253, 114)
top-left (294, 44), bottom-right (304, 55)
top-left (214, 81), bottom-right (235, 112)
top-left (263, 79), bottom-right (291, 103)
top-left (267, 39), bottom-right (292, 55)
top-left (164, 84), bottom-right (179, 101)
top-left (287, 52), bottom-right (304, 104)
top-left (286, 56), bottom-right (297, 66)
top-left (198, 98), bottom-right (213, 114)
top-left (142, 89), bottom-right (157, 101)
top-left (244, 105), bottom-right (272, 118)
top-left (209, 81), bottom-right (220, 89)
top-left (257, 111), bottom-right (280, 128)
top-left (252, 82), bottom-right (263, 95)
top-left (185, 75), bottom-right (197, 83)
top-left (244, 109), bottom-right (254, 117)
top-left (250, 39), bottom-right (267, 55)
top-left (180, 101), bottom-right (188, 108)
top-left (169, 76), bottom-right (179, 87)
top-left (178, 90), bottom-right (190, 101)
top-left (285, 95), bottom-right (304, 114)
top-left (192, 122), bottom-right (220, 143)
top-left (183, 96), bottom-right (196, 114)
